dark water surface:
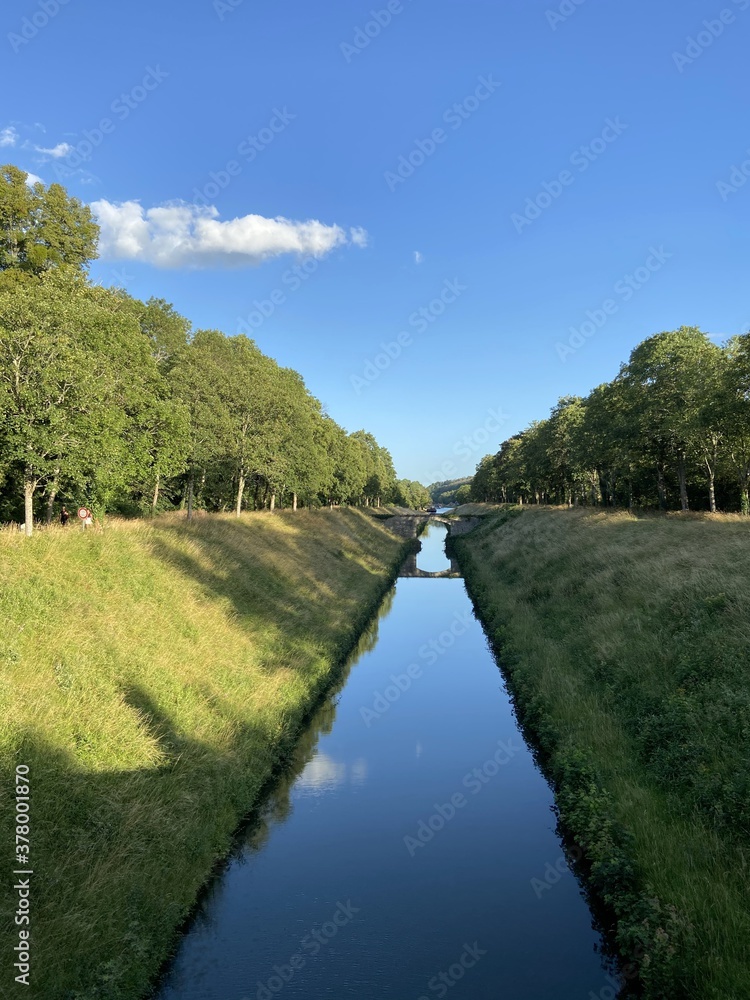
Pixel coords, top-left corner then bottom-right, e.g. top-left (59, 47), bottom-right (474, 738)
top-left (155, 523), bottom-right (614, 1000)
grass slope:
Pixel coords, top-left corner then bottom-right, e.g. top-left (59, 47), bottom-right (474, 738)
top-left (452, 507), bottom-right (750, 1000)
top-left (0, 509), bottom-right (408, 1000)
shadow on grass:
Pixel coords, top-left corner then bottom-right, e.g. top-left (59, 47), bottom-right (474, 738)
top-left (2, 514), bottom-right (404, 1000)
top-left (144, 511), bottom-right (393, 657)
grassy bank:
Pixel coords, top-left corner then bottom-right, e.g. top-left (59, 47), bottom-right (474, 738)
top-left (452, 507), bottom-right (750, 1000)
top-left (0, 509), bottom-right (408, 1000)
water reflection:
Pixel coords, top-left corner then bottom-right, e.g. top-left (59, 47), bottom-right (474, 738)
top-left (156, 574), bottom-right (615, 1000)
top-left (416, 522), bottom-right (451, 573)
top-left (225, 588), bottom-right (395, 856)
top-left (294, 753), bottom-right (369, 795)
top-left (294, 753), bottom-right (347, 793)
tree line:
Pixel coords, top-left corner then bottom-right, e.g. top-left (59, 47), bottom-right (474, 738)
top-left (427, 477), bottom-right (472, 507)
top-left (0, 165), bottom-right (428, 535)
top-left (471, 325), bottom-right (750, 513)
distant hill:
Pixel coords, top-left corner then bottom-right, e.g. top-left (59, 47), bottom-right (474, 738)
top-left (428, 477), bottom-right (472, 506)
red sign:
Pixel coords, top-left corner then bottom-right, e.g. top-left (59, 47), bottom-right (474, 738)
top-left (77, 507), bottom-right (91, 520)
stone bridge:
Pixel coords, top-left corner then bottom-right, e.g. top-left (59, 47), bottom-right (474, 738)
top-left (398, 550), bottom-right (462, 579)
top-left (381, 512), bottom-right (481, 579)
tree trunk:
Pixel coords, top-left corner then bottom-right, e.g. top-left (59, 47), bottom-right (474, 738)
top-left (187, 466), bottom-right (195, 521)
top-left (24, 468), bottom-right (35, 537)
top-left (269, 492), bottom-right (276, 512)
top-left (742, 485), bottom-right (750, 516)
top-left (656, 461), bottom-right (667, 510)
top-left (678, 454), bottom-right (689, 512)
top-left (593, 470), bottom-right (603, 505)
top-left (152, 473), bottom-right (160, 517)
top-left (45, 467), bottom-right (61, 524)
top-left (196, 469), bottom-right (206, 509)
top-left (610, 474), bottom-right (617, 507)
top-left (236, 469), bottom-right (246, 517)
top-left (708, 471), bottom-right (716, 513)
top-left (292, 492), bottom-right (298, 511)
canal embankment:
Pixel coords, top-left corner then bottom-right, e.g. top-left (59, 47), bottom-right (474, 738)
top-left (0, 508), bottom-right (412, 1000)
top-left (151, 520), bottom-right (612, 1000)
top-left (451, 504), bottom-right (750, 1000)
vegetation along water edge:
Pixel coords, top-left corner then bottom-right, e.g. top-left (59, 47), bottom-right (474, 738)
top-left (0, 507), bottom-right (413, 1000)
top-left (451, 505), bottom-right (750, 1000)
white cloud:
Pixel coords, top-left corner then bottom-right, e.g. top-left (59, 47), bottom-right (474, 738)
top-left (414, 250), bottom-right (423, 264)
top-left (0, 126), bottom-right (18, 148)
top-left (35, 142), bottom-right (73, 158)
top-left (25, 173), bottom-right (43, 187)
top-left (350, 226), bottom-right (368, 248)
top-left (91, 199), bottom-right (368, 269)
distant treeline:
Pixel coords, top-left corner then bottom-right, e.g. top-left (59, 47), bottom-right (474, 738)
top-left (471, 326), bottom-right (750, 513)
top-left (428, 477), bottom-right (472, 506)
top-left (0, 165), bottom-right (429, 533)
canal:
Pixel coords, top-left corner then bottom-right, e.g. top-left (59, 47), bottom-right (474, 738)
top-left (154, 520), bottom-right (617, 1000)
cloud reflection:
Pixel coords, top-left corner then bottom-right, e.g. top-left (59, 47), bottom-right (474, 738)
top-left (295, 753), bottom-right (368, 796)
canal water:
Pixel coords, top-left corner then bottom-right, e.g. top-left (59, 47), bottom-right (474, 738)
top-left (154, 521), bottom-right (616, 1000)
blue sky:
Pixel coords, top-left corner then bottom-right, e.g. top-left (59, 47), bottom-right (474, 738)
top-left (2, 0), bottom-right (749, 483)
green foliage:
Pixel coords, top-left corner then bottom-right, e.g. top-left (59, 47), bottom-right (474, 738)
top-left (428, 476), bottom-right (472, 506)
top-left (392, 478), bottom-right (431, 508)
top-left (0, 164), bottom-right (98, 275)
top-left (453, 483), bottom-right (472, 504)
top-left (471, 327), bottom-right (750, 513)
top-left (0, 169), bottom-right (405, 529)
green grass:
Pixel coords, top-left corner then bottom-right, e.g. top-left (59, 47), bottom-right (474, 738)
top-left (0, 508), bottom-right (408, 1000)
top-left (453, 506), bottom-right (750, 1000)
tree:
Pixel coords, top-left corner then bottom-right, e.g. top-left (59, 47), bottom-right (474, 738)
top-left (260, 371), bottom-right (328, 510)
top-left (688, 345), bottom-right (730, 513)
top-left (214, 334), bottom-right (275, 516)
top-left (471, 456), bottom-right (501, 502)
top-left (136, 297), bottom-right (191, 373)
top-left (580, 380), bottom-right (640, 507)
top-left (619, 328), bottom-right (718, 512)
top-left (0, 171), bottom-right (416, 526)
top-left (0, 274), bottom-right (116, 532)
top-left (468, 326), bottom-right (746, 514)
top-left (170, 330), bottom-right (233, 519)
top-left (326, 426), bottom-right (367, 506)
top-left (351, 431), bottom-right (396, 507)
top-left (0, 165), bottom-right (98, 275)
top-left (725, 336), bottom-right (750, 513)
top-left (393, 479), bottom-right (431, 508)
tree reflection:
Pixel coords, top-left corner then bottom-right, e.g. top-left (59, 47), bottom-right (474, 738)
top-left (236, 584), bottom-right (395, 855)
